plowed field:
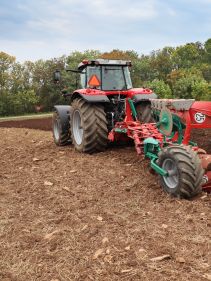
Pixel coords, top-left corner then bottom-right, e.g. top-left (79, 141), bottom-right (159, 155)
top-left (0, 118), bottom-right (210, 281)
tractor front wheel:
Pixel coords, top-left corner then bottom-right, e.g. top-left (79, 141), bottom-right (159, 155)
top-left (71, 98), bottom-right (108, 153)
top-left (158, 145), bottom-right (204, 199)
top-left (136, 102), bottom-right (154, 123)
top-left (52, 111), bottom-right (71, 146)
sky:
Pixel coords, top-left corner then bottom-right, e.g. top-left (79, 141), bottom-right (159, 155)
top-left (0, 0), bottom-right (211, 62)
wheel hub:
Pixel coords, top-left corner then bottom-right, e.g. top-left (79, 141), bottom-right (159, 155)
top-left (162, 158), bottom-right (179, 189)
top-left (73, 110), bottom-right (83, 145)
top-left (53, 119), bottom-right (60, 141)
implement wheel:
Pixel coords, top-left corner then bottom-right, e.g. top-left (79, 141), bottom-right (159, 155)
top-left (71, 98), bottom-right (108, 153)
top-left (158, 145), bottom-right (204, 199)
top-left (52, 111), bottom-right (71, 146)
top-left (136, 102), bottom-right (154, 123)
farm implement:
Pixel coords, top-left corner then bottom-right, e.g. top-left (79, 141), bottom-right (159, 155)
top-left (108, 98), bottom-right (211, 198)
top-left (52, 59), bottom-right (211, 198)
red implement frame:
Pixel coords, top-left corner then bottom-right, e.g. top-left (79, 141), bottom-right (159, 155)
top-left (108, 99), bottom-right (164, 154)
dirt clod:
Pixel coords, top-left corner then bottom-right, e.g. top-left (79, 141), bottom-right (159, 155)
top-left (150, 254), bottom-right (171, 262)
top-left (176, 257), bottom-right (186, 263)
top-left (203, 273), bottom-right (211, 281)
top-left (93, 248), bottom-right (104, 259)
top-left (44, 181), bottom-right (54, 186)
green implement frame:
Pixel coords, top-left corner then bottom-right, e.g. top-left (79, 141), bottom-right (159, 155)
top-left (143, 138), bottom-right (168, 176)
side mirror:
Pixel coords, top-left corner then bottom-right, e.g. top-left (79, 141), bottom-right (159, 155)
top-left (53, 70), bottom-right (61, 83)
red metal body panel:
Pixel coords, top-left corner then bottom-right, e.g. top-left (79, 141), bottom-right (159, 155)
top-left (74, 87), bottom-right (153, 97)
top-left (190, 101), bottom-right (211, 128)
top-left (191, 101), bottom-right (211, 116)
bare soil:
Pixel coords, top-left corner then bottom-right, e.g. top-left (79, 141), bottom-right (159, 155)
top-left (0, 118), bottom-right (210, 281)
top-left (0, 117), bottom-right (52, 131)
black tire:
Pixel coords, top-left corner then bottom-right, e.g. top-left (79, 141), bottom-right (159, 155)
top-left (136, 102), bottom-right (154, 123)
top-left (158, 145), bottom-right (204, 199)
top-left (71, 98), bottom-right (108, 153)
top-left (52, 111), bottom-right (71, 146)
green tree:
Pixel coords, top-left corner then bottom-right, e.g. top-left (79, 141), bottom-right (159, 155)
top-left (144, 79), bottom-right (172, 98)
top-left (200, 63), bottom-right (211, 82)
top-left (172, 43), bottom-right (202, 69)
top-left (204, 38), bottom-right (211, 63)
top-left (192, 80), bottom-right (211, 101)
top-left (31, 56), bottom-right (67, 111)
top-left (0, 52), bottom-right (16, 94)
top-left (0, 90), bottom-right (39, 116)
top-left (12, 90), bottom-right (39, 115)
top-left (172, 75), bottom-right (209, 100)
top-left (150, 47), bottom-right (174, 80)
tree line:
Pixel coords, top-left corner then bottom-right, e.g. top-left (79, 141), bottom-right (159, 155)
top-left (0, 39), bottom-right (211, 116)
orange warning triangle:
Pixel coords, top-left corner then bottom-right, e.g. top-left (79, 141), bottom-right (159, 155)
top-left (88, 75), bottom-right (101, 87)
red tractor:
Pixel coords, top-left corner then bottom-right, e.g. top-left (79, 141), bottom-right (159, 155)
top-left (53, 59), bottom-right (156, 153)
top-left (53, 59), bottom-right (211, 199)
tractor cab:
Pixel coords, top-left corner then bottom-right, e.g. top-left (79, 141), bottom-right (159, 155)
top-left (77, 59), bottom-right (133, 91)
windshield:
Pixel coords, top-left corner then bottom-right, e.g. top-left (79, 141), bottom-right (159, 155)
top-left (81, 65), bottom-right (132, 90)
top-left (102, 66), bottom-right (127, 90)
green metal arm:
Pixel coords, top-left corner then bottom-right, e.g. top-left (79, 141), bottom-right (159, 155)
top-left (143, 138), bottom-right (168, 176)
top-left (128, 98), bottom-right (137, 119)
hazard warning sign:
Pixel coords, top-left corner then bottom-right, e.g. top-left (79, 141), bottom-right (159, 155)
top-left (88, 75), bottom-right (101, 87)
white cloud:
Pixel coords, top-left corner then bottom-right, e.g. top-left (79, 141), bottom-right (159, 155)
top-left (26, 18), bottom-right (75, 36)
top-left (0, 40), bottom-right (52, 62)
top-left (89, 0), bottom-right (158, 20)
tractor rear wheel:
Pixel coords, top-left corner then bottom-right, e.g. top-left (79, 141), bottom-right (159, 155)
top-left (158, 145), bottom-right (204, 199)
top-left (52, 111), bottom-right (71, 146)
top-left (136, 102), bottom-right (154, 123)
top-left (71, 98), bottom-right (108, 153)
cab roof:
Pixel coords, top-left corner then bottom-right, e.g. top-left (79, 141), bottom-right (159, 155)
top-left (78, 59), bottom-right (132, 71)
